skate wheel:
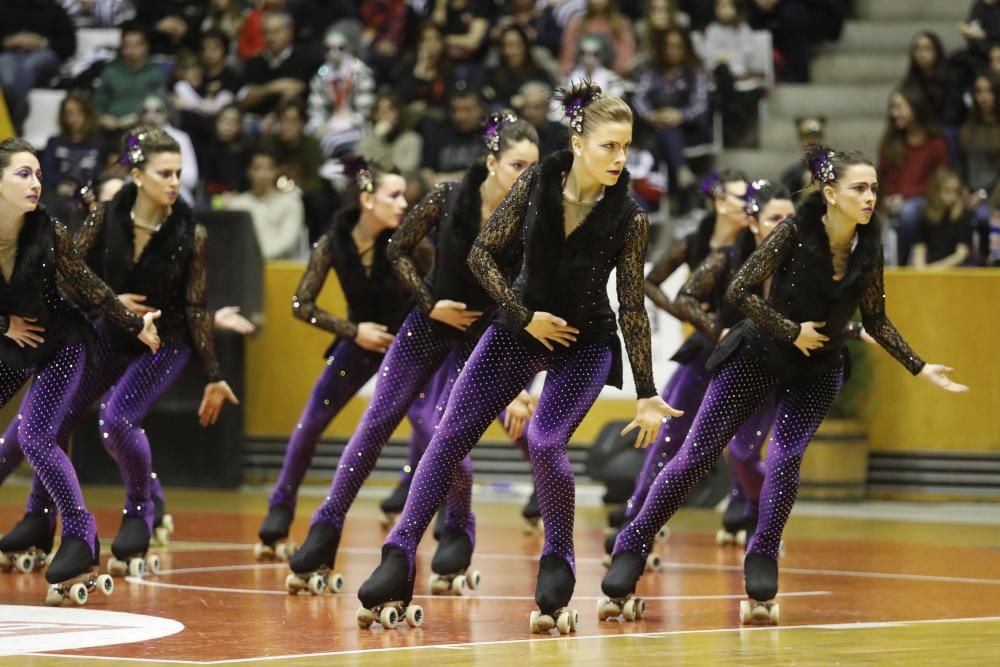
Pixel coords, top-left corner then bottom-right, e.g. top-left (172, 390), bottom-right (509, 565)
top-left (623, 598), bottom-right (637, 622)
top-left (97, 574), bottom-right (114, 596)
top-left (275, 543), bottom-right (289, 561)
top-left (329, 572), bottom-right (344, 594)
top-left (597, 599), bottom-right (620, 622)
top-left (380, 606), bottom-right (398, 629)
top-left (0, 553), bottom-right (12, 572)
top-left (108, 558), bottom-right (126, 577)
top-left (467, 570), bottom-right (481, 591)
top-left (284, 542), bottom-right (299, 560)
top-left (429, 575), bottom-right (449, 595)
top-left (645, 553), bottom-right (662, 572)
top-left (253, 543), bottom-right (272, 561)
top-left (128, 558), bottom-right (146, 578)
top-left (736, 530), bottom-right (748, 548)
top-left (153, 527), bottom-right (170, 546)
top-left (451, 575), bottom-right (467, 595)
top-left (307, 573), bottom-right (326, 595)
top-left (405, 605), bottom-right (423, 627)
top-left (46, 587), bottom-right (64, 606)
top-left (529, 610), bottom-right (541, 633)
top-left (570, 609), bottom-right (579, 632)
top-left (716, 529), bottom-right (732, 546)
top-left (285, 573), bottom-right (303, 595)
top-left (636, 597), bottom-right (646, 620)
top-left (556, 611), bottom-right (572, 635)
top-left (146, 554), bottom-right (160, 574)
top-left (16, 553), bottom-right (34, 573)
top-left (655, 526), bottom-right (670, 543)
top-left (70, 582), bottom-right (88, 606)
top-left (356, 607), bottom-right (375, 629)
top-left (739, 599), bottom-right (752, 624)
top-left (750, 602), bottom-right (772, 625)
top-left (769, 603), bottom-right (780, 625)
top-left (161, 514), bottom-right (175, 534)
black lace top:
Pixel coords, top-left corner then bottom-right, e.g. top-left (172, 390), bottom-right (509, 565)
top-left (293, 207), bottom-right (421, 346)
top-left (718, 193), bottom-right (925, 380)
top-left (76, 184), bottom-right (222, 382)
top-left (467, 150), bottom-right (657, 398)
top-left (0, 206), bottom-right (142, 370)
top-left (644, 211), bottom-right (714, 317)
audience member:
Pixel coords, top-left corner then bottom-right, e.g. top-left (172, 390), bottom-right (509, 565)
top-left (394, 22), bottom-right (454, 124)
top-left (563, 34), bottom-right (627, 99)
top-left (432, 0), bottom-right (494, 81)
top-left (480, 24), bottom-right (554, 110)
top-left (419, 86), bottom-right (485, 184)
top-left (558, 0), bottom-right (636, 76)
top-left (239, 11), bottom-right (320, 120)
top-left (780, 115), bottom-right (826, 202)
top-left (41, 92), bottom-right (102, 208)
top-left (356, 89), bottom-right (423, 176)
top-left (201, 104), bottom-right (251, 202)
top-left (911, 168), bottom-right (974, 268)
top-left (511, 80), bottom-right (568, 158)
top-left (93, 21), bottom-right (167, 131)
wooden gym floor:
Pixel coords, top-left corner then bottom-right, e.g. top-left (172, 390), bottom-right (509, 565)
top-left (2, 482), bottom-right (1000, 666)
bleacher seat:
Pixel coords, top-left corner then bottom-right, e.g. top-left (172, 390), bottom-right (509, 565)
top-left (22, 89), bottom-right (67, 149)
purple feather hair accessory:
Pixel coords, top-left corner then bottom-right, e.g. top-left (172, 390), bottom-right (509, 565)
top-left (342, 155), bottom-right (374, 193)
top-left (558, 80), bottom-right (603, 133)
top-left (809, 147), bottom-right (837, 184)
top-left (744, 179), bottom-right (769, 216)
top-left (483, 111), bottom-right (517, 153)
top-left (122, 132), bottom-right (147, 168)
top-left (700, 172), bottom-right (724, 199)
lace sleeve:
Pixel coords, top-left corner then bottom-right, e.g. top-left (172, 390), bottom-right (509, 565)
top-left (859, 251), bottom-right (925, 375)
top-left (54, 223), bottom-right (143, 335)
top-left (73, 205), bottom-right (105, 258)
top-left (468, 167), bottom-right (534, 329)
top-left (674, 250), bottom-right (726, 341)
top-left (292, 233), bottom-right (358, 339)
top-left (186, 225), bottom-right (223, 382)
top-left (644, 237), bottom-right (689, 316)
top-left (725, 219), bottom-right (800, 344)
top-left (617, 209), bottom-right (657, 398)
top-left (388, 184), bottom-right (446, 314)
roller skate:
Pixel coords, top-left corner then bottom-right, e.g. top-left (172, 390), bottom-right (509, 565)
top-left (151, 495), bottom-right (174, 546)
top-left (379, 480), bottom-right (410, 529)
top-left (0, 511), bottom-right (55, 573)
top-left (356, 544), bottom-right (423, 629)
top-left (432, 509), bottom-right (447, 541)
top-left (601, 528), bottom-right (661, 571)
top-left (45, 536), bottom-right (113, 606)
top-left (529, 555), bottom-right (578, 634)
top-left (107, 515), bottom-right (159, 577)
top-left (716, 495), bottom-right (749, 547)
top-left (604, 506), bottom-right (627, 535)
top-left (739, 553), bottom-right (779, 625)
top-left (285, 522), bottom-right (344, 595)
top-left (597, 551), bottom-right (648, 622)
top-left (254, 503), bottom-right (297, 562)
top-left (521, 489), bottom-right (543, 534)
top-left (428, 526), bottom-right (480, 595)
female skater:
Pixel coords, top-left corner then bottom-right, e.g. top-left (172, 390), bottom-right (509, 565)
top-left (0, 137), bottom-right (159, 602)
top-left (287, 113), bottom-right (541, 597)
top-left (601, 144), bottom-right (968, 624)
top-left (356, 81), bottom-right (681, 633)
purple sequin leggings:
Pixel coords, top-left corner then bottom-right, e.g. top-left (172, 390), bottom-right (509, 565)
top-left (615, 348), bottom-right (843, 562)
top-left (309, 309), bottom-right (476, 536)
top-left (386, 323), bottom-right (613, 575)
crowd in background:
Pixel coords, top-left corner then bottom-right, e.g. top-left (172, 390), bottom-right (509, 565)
top-left (0, 0), bottom-right (996, 267)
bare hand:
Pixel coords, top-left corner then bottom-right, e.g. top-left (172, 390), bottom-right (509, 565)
top-left (4, 315), bottom-right (45, 349)
top-left (524, 312), bottom-right (579, 351)
top-left (429, 300), bottom-right (484, 332)
top-left (793, 321), bottom-right (829, 357)
top-left (118, 293), bottom-right (156, 316)
top-left (198, 380), bottom-right (239, 426)
top-left (503, 390), bottom-right (535, 441)
top-left (355, 321), bottom-right (395, 353)
top-left (621, 396), bottom-right (684, 449)
top-left (919, 364), bottom-right (970, 393)
top-left (214, 306), bottom-right (256, 335)
top-left (138, 310), bottom-right (162, 354)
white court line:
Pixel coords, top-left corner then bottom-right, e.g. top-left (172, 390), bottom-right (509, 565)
top-left (32, 614), bottom-right (1000, 665)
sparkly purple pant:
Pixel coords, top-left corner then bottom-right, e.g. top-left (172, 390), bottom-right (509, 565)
top-left (386, 323), bottom-right (613, 575)
top-left (615, 348), bottom-right (843, 562)
top-left (309, 309), bottom-right (476, 536)
top-left (268, 336), bottom-right (439, 512)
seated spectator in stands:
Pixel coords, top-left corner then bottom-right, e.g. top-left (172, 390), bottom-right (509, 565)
top-left (41, 92), bottom-right (102, 210)
top-left (419, 86), bottom-right (485, 185)
top-left (745, 0), bottom-right (817, 83)
top-left (173, 29), bottom-right (242, 146)
top-left (480, 24), bottom-right (554, 110)
top-left (911, 168), bottom-right (974, 269)
top-left (701, 0), bottom-right (766, 147)
top-left (225, 148), bottom-right (308, 261)
top-left (394, 22), bottom-right (454, 125)
top-left (879, 85), bottom-right (950, 266)
top-left (360, 0), bottom-right (409, 83)
top-left (432, 0), bottom-right (494, 81)
top-left (60, 0), bottom-right (135, 27)
top-left (780, 114), bottom-right (826, 202)
top-left (633, 26), bottom-right (710, 196)
top-left (200, 104), bottom-right (250, 203)
top-left (563, 34), bottom-right (627, 100)
top-left (959, 72), bottom-right (1000, 253)
top-left (307, 24), bottom-right (377, 157)
top-left (0, 0), bottom-right (77, 133)
top-left (960, 0), bottom-right (1000, 64)
top-left (356, 89), bottom-right (423, 177)
top-left (490, 0), bottom-right (563, 59)
top-left (904, 32), bottom-right (964, 132)
top-left (134, 0), bottom-right (207, 56)
top-left (634, 0), bottom-right (688, 71)
top-left (239, 0), bottom-right (286, 61)
top-left (94, 22), bottom-right (167, 131)
top-left (511, 80), bottom-right (568, 158)
top-left (202, 0), bottom-right (246, 48)
top-left (558, 0), bottom-right (636, 77)
top-left (990, 43), bottom-right (1000, 78)
top-left (259, 99), bottom-right (337, 241)
top-left (138, 94), bottom-right (200, 204)
top-left (239, 11), bottom-right (320, 121)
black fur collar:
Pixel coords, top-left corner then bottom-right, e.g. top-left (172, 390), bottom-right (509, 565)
top-left (794, 192), bottom-right (881, 298)
top-left (535, 149), bottom-right (633, 251)
top-left (452, 163), bottom-right (488, 245)
top-left (6, 206), bottom-right (55, 314)
top-left (328, 206), bottom-right (392, 283)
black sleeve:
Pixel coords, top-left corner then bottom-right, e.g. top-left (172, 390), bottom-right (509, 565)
top-left (185, 225), bottom-right (223, 382)
top-left (859, 250), bottom-right (926, 375)
top-left (616, 209), bottom-right (657, 398)
top-left (674, 250), bottom-right (727, 340)
top-left (644, 237), bottom-right (690, 316)
top-left (388, 184), bottom-right (447, 314)
top-left (292, 233), bottom-right (358, 339)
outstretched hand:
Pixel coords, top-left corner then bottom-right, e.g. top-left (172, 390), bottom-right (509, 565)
top-left (919, 364), bottom-right (969, 394)
top-left (198, 380), bottom-right (240, 427)
top-left (621, 396), bottom-right (684, 449)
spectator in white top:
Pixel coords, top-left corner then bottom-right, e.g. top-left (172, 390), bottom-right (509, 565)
top-left (225, 148), bottom-right (308, 261)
